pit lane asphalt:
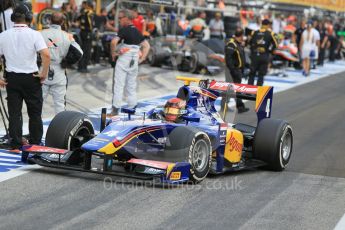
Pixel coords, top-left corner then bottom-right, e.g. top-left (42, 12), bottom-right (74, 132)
top-left (0, 70), bottom-right (345, 230)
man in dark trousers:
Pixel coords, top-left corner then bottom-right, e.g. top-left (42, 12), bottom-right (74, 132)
top-left (248, 19), bottom-right (278, 86)
top-left (222, 28), bottom-right (249, 114)
top-left (0, 2), bottom-right (50, 149)
top-left (77, 0), bottom-right (94, 73)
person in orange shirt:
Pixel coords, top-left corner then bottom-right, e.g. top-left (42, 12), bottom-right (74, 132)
top-left (131, 8), bottom-right (146, 34)
top-left (146, 10), bottom-right (163, 37)
top-left (218, 0), bottom-right (225, 9)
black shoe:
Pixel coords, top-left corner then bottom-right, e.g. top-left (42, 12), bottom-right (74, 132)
top-left (237, 107), bottom-right (249, 113)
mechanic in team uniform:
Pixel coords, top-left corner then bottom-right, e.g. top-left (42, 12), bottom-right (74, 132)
top-left (189, 11), bottom-right (207, 41)
top-left (222, 28), bottom-right (249, 114)
top-left (77, 0), bottom-right (94, 73)
top-left (248, 19), bottom-right (278, 86)
top-left (41, 12), bottom-right (83, 114)
top-left (109, 9), bottom-right (150, 116)
top-left (0, 3), bottom-right (50, 149)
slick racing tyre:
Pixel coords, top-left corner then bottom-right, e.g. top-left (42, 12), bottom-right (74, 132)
top-left (147, 47), bottom-right (162, 67)
top-left (189, 52), bottom-right (200, 73)
top-left (190, 51), bottom-right (208, 74)
top-left (254, 119), bottom-right (293, 171)
top-left (45, 111), bottom-right (94, 150)
top-left (166, 127), bottom-right (212, 183)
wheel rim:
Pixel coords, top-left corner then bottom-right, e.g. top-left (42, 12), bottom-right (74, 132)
top-left (192, 139), bottom-right (209, 171)
top-left (190, 53), bottom-right (198, 72)
top-left (148, 50), bottom-right (154, 64)
top-left (281, 130), bottom-right (292, 161)
top-left (70, 126), bottom-right (92, 150)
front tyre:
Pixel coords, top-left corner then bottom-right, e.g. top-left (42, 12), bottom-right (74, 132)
top-left (188, 133), bottom-right (212, 182)
top-left (254, 119), bottom-right (293, 171)
top-left (45, 111), bottom-right (94, 150)
top-left (166, 127), bottom-right (212, 183)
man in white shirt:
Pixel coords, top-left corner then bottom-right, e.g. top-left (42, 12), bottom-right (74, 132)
top-left (0, 3), bottom-right (50, 149)
top-left (0, 0), bottom-right (14, 32)
top-left (209, 12), bottom-right (224, 39)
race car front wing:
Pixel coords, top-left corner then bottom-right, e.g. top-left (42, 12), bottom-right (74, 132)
top-left (22, 145), bottom-right (191, 184)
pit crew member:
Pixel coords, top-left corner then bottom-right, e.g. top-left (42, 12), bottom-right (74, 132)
top-left (248, 19), bottom-right (278, 86)
top-left (223, 28), bottom-right (249, 113)
top-left (41, 12), bottom-right (83, 114)
top-left (109, 9), bottom-right (150, 116)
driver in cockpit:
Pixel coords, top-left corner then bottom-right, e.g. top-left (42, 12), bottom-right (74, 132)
top-left (163, 98), bottom-right (187, 123)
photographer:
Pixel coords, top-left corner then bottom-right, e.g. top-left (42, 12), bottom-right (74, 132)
top-left (0, 2), bottom-right (50, 149)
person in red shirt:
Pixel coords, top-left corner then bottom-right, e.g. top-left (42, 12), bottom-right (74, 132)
top-left (131, 8), bottom-right (146, 34)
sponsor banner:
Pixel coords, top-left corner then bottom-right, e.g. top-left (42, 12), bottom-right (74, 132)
top-left (270, 0), bottom-right (345, 12)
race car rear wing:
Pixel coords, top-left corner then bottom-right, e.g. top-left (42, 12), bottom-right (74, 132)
top-left (208, 80), bottom-right (273, 122)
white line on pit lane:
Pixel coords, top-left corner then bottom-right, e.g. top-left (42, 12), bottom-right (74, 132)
top-left (334, 213), bottom-right (345, 230)
top-left (0, 165), bottom-right (41, 183)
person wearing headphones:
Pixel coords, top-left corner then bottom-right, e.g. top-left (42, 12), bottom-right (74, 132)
top-left (41, 12), bottom-right (83, 114)
top-left (0, 2), bottom-right (50, 149)
top-left (248, 19), bottom-right (278, 86)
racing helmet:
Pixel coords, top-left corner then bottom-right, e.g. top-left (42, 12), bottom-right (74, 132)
top-left (164, 98), bottom-right (186, 122)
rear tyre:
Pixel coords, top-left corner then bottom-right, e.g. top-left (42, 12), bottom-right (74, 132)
top-left (190, 50), bottom-right (208, 74)
top-left (166, 127), bottom-right (212, 183)
top-left (147, 47), bottom-right (162, 67)
top-left (45, 111), bottom-right (94, 150)
top-left (254, 119), bottom-right (293, 171)
top-left (189, 52), bottom-right (200, 73)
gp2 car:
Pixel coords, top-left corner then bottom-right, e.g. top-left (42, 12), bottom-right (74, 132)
top-left (23, 77), bottom-right (293, 184)
top-left (148, 37), bottom-right (225, 75)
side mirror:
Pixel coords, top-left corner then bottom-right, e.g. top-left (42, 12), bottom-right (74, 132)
top-left (181, 115), bottom-right (200, 123)
top-left (121, 108), bottom-right (136, 120)
top-left (121, 108), bottom-right (136, 115)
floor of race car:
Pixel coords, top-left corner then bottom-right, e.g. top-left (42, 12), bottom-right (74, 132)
top-left (0, 62), bottom-right (345, 230)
